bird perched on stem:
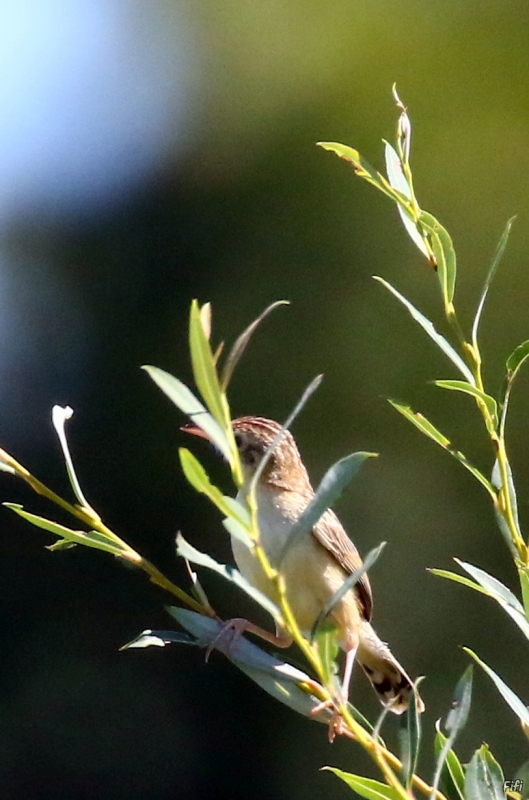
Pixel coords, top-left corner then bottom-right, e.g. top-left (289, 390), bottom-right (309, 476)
top-left (184, 416), bottom-right (424, 715)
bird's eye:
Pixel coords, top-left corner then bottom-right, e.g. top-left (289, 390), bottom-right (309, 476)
top-left (234, 434), bottom-right (243, 449)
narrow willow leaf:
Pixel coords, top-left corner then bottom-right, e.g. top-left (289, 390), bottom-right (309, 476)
top-left (464, 648), bottom-right (529, 726)
top-left (250, 374), bottom-right (324, 494)
top-left (464, 745), bottom-right (505, 800)
top-left (420, 211), bottom-right (457, 308)
top-left (179, 449), bottom-right (250, 529)
top-left (52, 405), bottom-right (91, 509)
top-left (399, 677), bottom-right (423, 791)
top-left (471, 217), bottom-right (516, 353)
top-left (4, 504), bottom-right (124, 555)
top-left (433, 560), bottom-right (529, 641)
top-left (374, 277), bottom-right (475, 384)
top-left (431, 666), bottom-right (473, 800)
top-left (169, 608), bottom-right (332, 721)
top-left (143, 365), bottom-right (233, 464)
top-left (434, 380), bottom-right (497, 429)
top-left (434, 724), bottom-right (465, 800)
top-left (499, 340), bottom-right (529, 434)
top-left (312, 543), bottom-right (386, 635)
top-left (389, 400), bottom-right (496, 498)
top-left (317, 142), bottom-right (413, 210)
top-left (220, 300), bottom-right (289, 390)
top-left (121, 629), bottom-right (196, 649)
top-left (0, 459), bottom-right (15, 474)
top-left (313, 623), bottom-right (339, 687)
top-left (384, 141), bottom-right (429, 258)
top-left (199, 302), bottom-right (212, 340)
top-left (323, 769), bottom-right (402, 800)
top-left (491, 458), bottom-right (521, 549)
top-left (222, 516), bottom-right (255, 549)
top-left (279, 451), bottom-right (378, 566)
top-left (46, 539), bottom-right (77, 551)
top-left (176, 533), bottom-right (282, 623)
top-left (519, 568), bottom-right (529, 622)
top-left (189, 300), bottom-right (226, 428)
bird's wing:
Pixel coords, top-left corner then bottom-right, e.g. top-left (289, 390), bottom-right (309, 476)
top-left (312, 508), bottom-right (373, 621)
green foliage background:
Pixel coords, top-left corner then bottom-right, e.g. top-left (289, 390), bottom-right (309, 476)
top-left (2, 2), bottom-right (529, 798)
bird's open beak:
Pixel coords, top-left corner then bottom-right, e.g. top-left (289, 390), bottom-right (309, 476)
top-left (180, 422), bottom-right (211, 441)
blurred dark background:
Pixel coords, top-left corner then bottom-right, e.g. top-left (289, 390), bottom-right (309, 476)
top-left (0, 1), bottom-right (528, 798)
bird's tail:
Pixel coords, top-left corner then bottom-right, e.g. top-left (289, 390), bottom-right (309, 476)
top-left (357, 621), bottom-right (424, 714)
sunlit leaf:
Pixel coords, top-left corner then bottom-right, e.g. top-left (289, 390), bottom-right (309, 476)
top-left (434, 380), bottom-right (497, 430)
top-left (374, 277), bottom-right (475, 384)
top-left (199, 302), bottom-right (212, 340)
top-left (52, 405), bottom-right (91, 509)
top-left (312, 543), bottom-right (386, 636)
top-left (220, 300), bottom-right (289, 390)
top-left (431, 666), bottom-right (473, 800)
top-left (499, 340), bottom-right (529, 435)
top-left (464, 648), bottom-right (529, 727)
top-left (384, 141), bottom-right (429, 259)
top-left (175, 533), bottom-right (282, 623)
top-left (179, 449), bottom-right (251, 534)
top-left (471, 217), bottom-right (516, 353)
top-left (168, 607), bottom-right (332, 721)
top-left (434, 724), bottom-right (465, 800)
top-left (313, 623), bottom-right (339, 687)
top-left (323, 768), bottom-right (402, 799)
top-left (399, 676), bottom-right (423, 791)
top-left (519, 568), bottom-right (529, 622)
top-left (250, 374), bottom-right (324, 494)
top-left (491, 458), bottom-right (521, 552)
top-left (388, 400), bottom-right (495, 498)
top-left (121, 629), bottom-right (196, 649)
top-left (143, 365), bottom-right (233, 464)
top-left (4, 504), bottom-right (123, 555)
top-left (420, 211), bottom-right (457, 308)
top-left (317, 142), bottom-right (413, 210)
top-left (464, 744), bottom-right (505, 800)
top-left (279, 451), bottom-right (378, 566)
top-left (189, 300), bottom-right (226, 428)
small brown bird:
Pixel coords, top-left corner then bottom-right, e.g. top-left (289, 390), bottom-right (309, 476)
top-left (185, 416), bottom-right (423, 714)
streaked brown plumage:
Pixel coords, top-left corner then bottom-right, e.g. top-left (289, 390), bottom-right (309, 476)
top-left (189, 415), bottom-right (423, 714)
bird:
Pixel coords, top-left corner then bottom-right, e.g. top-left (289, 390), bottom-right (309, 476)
top-left (183, 415), bottom-right (424, 715)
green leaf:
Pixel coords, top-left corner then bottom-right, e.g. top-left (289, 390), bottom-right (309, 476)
top-left (431, 666), bottom-right (473, 800)
top-left (175, 533), bottom-right (282, 623)
top-left (520, 568), bottom-right (529, 622)
top-left (317, 142), bottom-right (413, 211)
top-left (4, 504), bottom-right (124, 555)
top-left (278, 451), bottom-right (378, 566)
top-left (313, 623), bottom-right (339, 686)
top-left (434, 724), bottom-right (465, 800)
top-left (312, 543), bottom-right (386, 636)
top-left (471, 217), bottom-right (516, 354)
top-left (179, 449), bottom-right (252, 544)
top-left (121, 629), bottom-right (196, 649)
top-left (374, 277), bottom-right (475, 384)
top-left (384, 141), bottom-right (429, 259)
top-left (399, 677), bottom-right (423, 791)
top-left (143, 365), bottom-right (233, 465)
top-left (51, 405), bottom-right (91, 509)
top-left (464, 648), bottom-right (529, 727)
top-left (388, 400), bottom-right (496, 497)
top-left (169, 608), bottom-right (332, 721)
top-left (434, 380), bottom-right (497, 429)
top-left (323, 769), bottom-right (402, 799)
top-left (222, 516), bottom-right (255, 549)
top-left (464, 744), bottom-right (505, 800)
top-left (499, 340), bottom-right (529, 435)
top-left (420, 211), bottom-right (457, 308)
top-left (189, 300), bottom-right (227, 430)
top-left (250, 373), bottom-right (324, 494)
top-left (220, 300), bottom-right (289, 390)
top-left (491, 458), bottom-right (521, 553)
top-left (454, 559), bottom-right (529, 640)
